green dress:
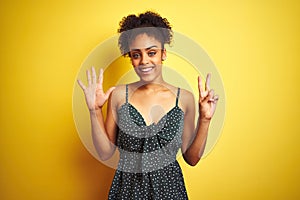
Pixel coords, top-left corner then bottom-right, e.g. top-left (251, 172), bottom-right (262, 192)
top-left (108, 85), bottom-right (188, 200)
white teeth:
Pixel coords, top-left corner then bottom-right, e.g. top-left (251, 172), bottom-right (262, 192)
top-left (141, 67), bottom-right (153, 72)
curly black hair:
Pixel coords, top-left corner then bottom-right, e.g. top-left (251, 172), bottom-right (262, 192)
top-left (118, 11), bottom-right (173, 56)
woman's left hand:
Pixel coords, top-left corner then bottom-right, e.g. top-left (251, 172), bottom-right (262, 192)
top-left (198, 74), bottom-right (219, 121)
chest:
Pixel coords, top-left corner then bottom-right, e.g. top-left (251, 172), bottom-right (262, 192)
top-left (128, 91), bottom-right (177, 125)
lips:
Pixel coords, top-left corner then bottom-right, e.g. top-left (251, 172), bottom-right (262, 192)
top-left (139, 66), bottom-right (154, 74)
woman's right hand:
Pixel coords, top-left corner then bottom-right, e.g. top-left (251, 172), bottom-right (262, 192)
top-left (77, 67), bottom-right (115, 111)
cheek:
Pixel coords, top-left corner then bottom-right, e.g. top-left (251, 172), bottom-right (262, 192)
top-left (133, 62), bottom-right (140, 68)
top-left (154, 57), bottom-right (163, 64)
top-left (130, 58), bottom-right (139, 67)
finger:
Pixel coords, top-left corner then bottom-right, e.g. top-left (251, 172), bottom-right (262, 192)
top-left (208, 94), bottom-right (219, 103)
top-left (210, 100), bottom-right (218, 116)
top-left (213, 95), bottom-right (219, 102)
top-left (87, 69), bottom-right (91, 86)
top-left (104, 86), bottom-right (116, 99)
top-left (205, 89), bottom-right (214, 102)
top-left (209, 89), bottom-right (214, 99)
top-left (98, 68), bottom-right (103, 90)
top-left (92, 66), bottom-right (97, 84)
top-left (77, 79), bottom-right (86, 91)
top-left (205, 73), bottom-right (211, 91)
top-left (211, 95), bottom-right (219, 112)
top-left (198, 76), bottom-right (204, 98)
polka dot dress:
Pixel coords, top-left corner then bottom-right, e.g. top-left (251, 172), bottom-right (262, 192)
top-left (108, 85), bottom-right (188, 200)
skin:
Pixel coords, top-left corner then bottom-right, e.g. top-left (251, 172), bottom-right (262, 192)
top-left (77, 33), bottom-right (219, 165)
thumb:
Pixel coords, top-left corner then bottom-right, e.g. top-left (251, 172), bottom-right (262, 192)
top-left (105, 86), bottom-right (116, 99)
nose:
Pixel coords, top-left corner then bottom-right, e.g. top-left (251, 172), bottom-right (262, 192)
top-left (140, 52), bottom-right (149, 65)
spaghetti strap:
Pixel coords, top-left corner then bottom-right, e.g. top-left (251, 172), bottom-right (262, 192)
top-left (125, 84), bottom-right (128, 103)
top-left (176, 88), bottom-right (180, 106)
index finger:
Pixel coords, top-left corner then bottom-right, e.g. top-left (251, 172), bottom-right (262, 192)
top-left (198, 76), bottom-right (204, 95)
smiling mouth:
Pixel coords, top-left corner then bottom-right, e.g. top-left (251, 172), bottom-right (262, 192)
top-left (140, 66), bottom-right (154, 73)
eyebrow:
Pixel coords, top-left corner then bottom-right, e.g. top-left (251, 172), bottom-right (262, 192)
top-left (130, 45), bottom-right (159, 51)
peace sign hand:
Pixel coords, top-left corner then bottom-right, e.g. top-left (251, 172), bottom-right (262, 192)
top-left (198, 73), bottom-right (219, 121)
top-left (77, 67), bottom-right (115, 111)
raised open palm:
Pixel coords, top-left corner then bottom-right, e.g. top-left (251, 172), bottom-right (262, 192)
top-left (77, 67), bottom-right (115, 111)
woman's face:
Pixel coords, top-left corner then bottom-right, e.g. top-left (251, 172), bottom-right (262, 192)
top-left (129, 33), bottom-right (166, 83)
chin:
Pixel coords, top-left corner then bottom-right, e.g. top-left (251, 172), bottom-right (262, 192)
top-left (140, 77), bottom-right (154, 83)
top-left (140, 75), bottom-right (161, 84)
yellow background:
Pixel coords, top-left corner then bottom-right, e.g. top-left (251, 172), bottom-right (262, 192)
top-left (1, 0), bottom-right (299, 199)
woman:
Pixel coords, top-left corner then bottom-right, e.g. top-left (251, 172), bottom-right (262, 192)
top-left (77, 11), bottom-right (219, 200)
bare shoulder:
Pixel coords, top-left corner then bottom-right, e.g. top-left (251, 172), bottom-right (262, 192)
top-left (178, 88), bottom-right (195, 113)
top-left (179, 88), bottom-right (195, 103)
top-left (109, 84), bottom-right (127, 109)
top-left (111, 84), bottom-right (126, 96)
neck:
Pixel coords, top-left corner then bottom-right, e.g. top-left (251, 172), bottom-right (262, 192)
top-left (133, 80), bottom-right (171, 93)
top-left (142, 83), bottom-right (165, 90)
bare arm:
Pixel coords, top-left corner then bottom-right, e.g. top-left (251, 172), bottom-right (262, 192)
top-left (182, 74), bottom-right (219, 166)
top-left (77, 67), bottom-right (116, 160)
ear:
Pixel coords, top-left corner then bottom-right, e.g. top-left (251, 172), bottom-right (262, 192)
top-left (162, 49), bottom-right (167, 61)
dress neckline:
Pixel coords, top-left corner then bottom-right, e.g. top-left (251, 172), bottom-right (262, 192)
top-left (126, 102), bottom-right (183, 127)
top-left (119, 84), bottom-right (183, 127)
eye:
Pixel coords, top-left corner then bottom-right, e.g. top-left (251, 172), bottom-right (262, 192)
top-left (148, 51), bottom-right (157, 57)
top-left (131, 52), bottom-right (141, 59)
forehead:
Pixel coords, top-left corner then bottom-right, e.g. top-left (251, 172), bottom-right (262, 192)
top-left (129, 33), bottom-right (162, 50)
